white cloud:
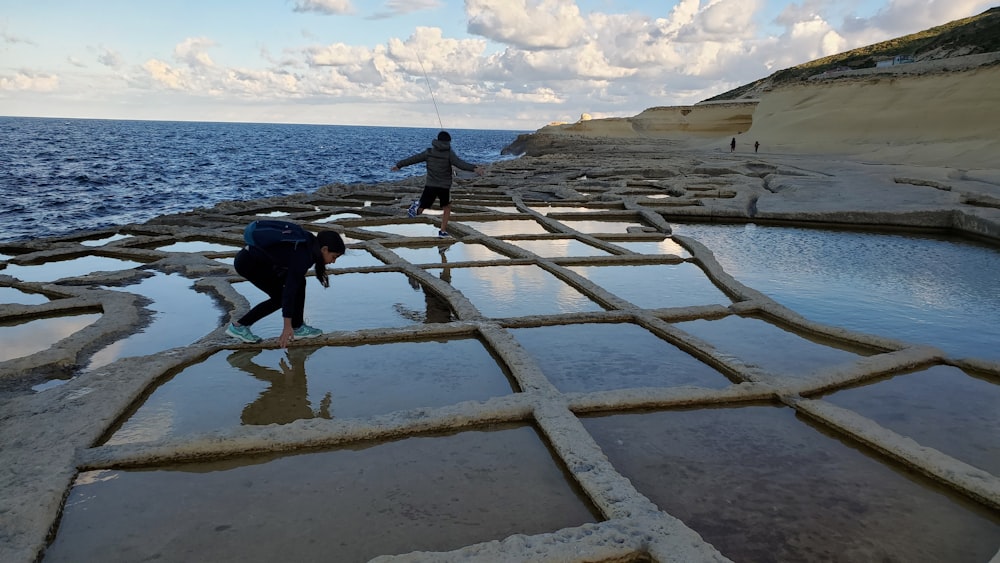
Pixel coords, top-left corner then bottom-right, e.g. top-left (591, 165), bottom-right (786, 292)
top-left (0, 70), bottom-right (59, 92)
top-left (293, 0), bottom-right (355, 15)
top-left (466, 0), bottom-right (586, 50)
top-left (174, 38), bottom-right (216, 68)
top-left (98, 48), bottom-right (125, 69)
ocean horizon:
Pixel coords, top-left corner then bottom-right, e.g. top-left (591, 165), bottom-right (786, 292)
top-left (0, 116), bottom-right (526, 243)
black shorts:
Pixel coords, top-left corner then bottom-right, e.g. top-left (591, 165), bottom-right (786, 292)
top-left (418, 186), bottom-right (450, 209)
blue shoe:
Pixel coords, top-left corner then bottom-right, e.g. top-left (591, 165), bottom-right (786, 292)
top-left (293, 324), bottom-right (323, 338)
top-left (227, 323), bottom-right (262, 344)
top-left (407, 200), bottom-right (420, 218)
top-left (437, 230), bottom-right (451, 238)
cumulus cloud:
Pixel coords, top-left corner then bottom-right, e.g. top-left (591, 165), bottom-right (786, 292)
top-left (0, 70), bottom-right (58, 91)
top-left (369, 0), bottom-right (442, 19)
top-left (293, 0), bottom-right (355, 15)
top-left (466, 0), bottom-right (586, 50)
top-left (174, 38), bottom-right (216, 68)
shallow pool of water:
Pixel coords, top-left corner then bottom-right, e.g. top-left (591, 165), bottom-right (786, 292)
top-left (333, 248), bottom-right (384, 268)
top-left (819, 364), bottom-right (1000, 475)
top-left (0, 286), bottom-right (50, 305)
top-left (154, 241), bottom-right (243, 253)
top-left (506, 238), bottom-right (611, 258)
top-left (361, 223), bottom-right (445, 238)
top-left (675, 315), bottom-right (873, 378)
top-left (673, 223), bottom-right (1000, 360)
top-left (80, 234), bottom-right (132, 247)
top-left (510, 322), bottom-right (732, 392)
top-left (0, 313), bottom-right (101, 362)
top-left (3, 256), bottom-right (144, 283)
top-left (556, 220), bottom-right (650, 235)
top-left (611, 238), bottom-right (690, 258)
top-left (233, 271), bottom-right (439, 337)
top-left (428, 265), bottom-right (603, 318)
top-left (316, 212), bottom-right (363, 223)
top-left (460, 219), bottom-right (551, 237)
top-left (105, 339), bottom-right (515, 444)
top-left (583, 405), bottom-right (1000, 562)
top-left (566, 263), bottom-right (730, 309)
top-left (86, 272), bottom-right (222, 371)
top-left (390, 242), bottom-right (508, 264)
top-left (48, 426), bottom-right (598, 562)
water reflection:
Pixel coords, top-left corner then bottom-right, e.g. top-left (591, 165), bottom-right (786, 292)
top-left (86, 272), bottom-right (221, 371)
top-left (433, 265), bottom-right (602, 317)
top-left (567, 263), bottom-right (730, 309)
top-left (583, 406), bottom-right (1000, 562)
top-left (3, 256), bottom-right (143, 283)
top-left (461, 220), bottom-right (551, 236)
top-left (154, 241), bottom-right (242, 253)
top-left (227, 348), bottom-right (332, 425)
top-left (507, 238), bottom-right (610, 258)
top-left (673, 223), bottom-right (1000, 360)
top-left (0, 313), bottom-right (101, 362)
top-left (0, 286), bottom-right (49, 305)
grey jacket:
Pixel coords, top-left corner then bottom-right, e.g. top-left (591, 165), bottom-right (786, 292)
top-left (395, 139), bottom-right (476, 189)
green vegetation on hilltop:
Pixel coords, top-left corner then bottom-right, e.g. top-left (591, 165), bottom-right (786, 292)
top-left (704, 6), bottom-right (1000, 102)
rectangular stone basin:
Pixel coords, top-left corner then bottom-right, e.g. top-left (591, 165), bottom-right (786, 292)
top-left (582, 405), bottom-right (1000, 562)
top-left (87, 273), bottom-right (222, 371)
top-left (675, 315), bottom-right (874, 379)
top-left (556, 220), bottom-right (647, 234)
top-left (104, 338), bottom-right (516, 445)
top-left (510, 323), bottom-right (733, 392)
top-left (610, 238), bottom-right (690, 258)
top-left (460, 219), bottom-right (552, 236)
top-left (506, 238), bottom-right (611, 258)
top-left (390, 242), bottom-right (508, 264)
top-left (428, 264), bottom-right (603, 318)
top-left (0, 313), bottom-right (101, 362)
top-left (48, 425), bottom-right (599, 562)
top-left (566, 263), bottom-right (730, 309)
top-left (3, 256), bottom-right (144, 283)
top-left (233, 271), bottom-right (437, 337)
top-left (360, 223), bottom-right (444, 238)
top-left (818, 364), bottom-right (1000, 475)
top-left (155, 241), bottom-right (243, 253)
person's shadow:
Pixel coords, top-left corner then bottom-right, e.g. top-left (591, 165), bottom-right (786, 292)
top-left (226, 348), bottom-right (332, 425)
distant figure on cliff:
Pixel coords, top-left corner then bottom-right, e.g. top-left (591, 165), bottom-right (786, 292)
top-left (391, 131), bottom-right (485, 238)
top-left (755, 141), bottom-right (760, 153)
top-left (730, 137), bottom-right (736, 153)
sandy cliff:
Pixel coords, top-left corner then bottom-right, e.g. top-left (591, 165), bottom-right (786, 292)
top-left (509, 62), bottom-right (1000, 171)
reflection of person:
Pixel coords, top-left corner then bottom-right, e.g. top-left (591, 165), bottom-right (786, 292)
top-left (391, 131), bottom-right (485, 238)
top-left (402, 247), bottom-right (453, 323)
top-left (227, 348), bottom-right (331, 425)
top-left (227, 226), bottom-right (345, 347)
top-left (730, 137), bottom-right (736, 153)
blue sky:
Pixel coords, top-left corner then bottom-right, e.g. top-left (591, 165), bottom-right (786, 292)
top-left (1, 0), bottom-right (994, 129)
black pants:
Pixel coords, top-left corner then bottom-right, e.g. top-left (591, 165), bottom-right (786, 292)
top-left (234, 248), bottom-right (305, 328)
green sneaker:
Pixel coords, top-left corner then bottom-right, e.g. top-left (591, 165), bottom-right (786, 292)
top-left (226, 323), bottom-right (262, 343)
top-left (293, 324), bottom-right (323, 338)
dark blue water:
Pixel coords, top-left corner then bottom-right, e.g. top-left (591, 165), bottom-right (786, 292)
top-left (0, 117), bottom-right (525, 242)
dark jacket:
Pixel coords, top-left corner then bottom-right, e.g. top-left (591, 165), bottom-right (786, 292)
top-left (395, 138), bottom-right (475, 189)
top-left (247, 234), bottom-right (317, 319)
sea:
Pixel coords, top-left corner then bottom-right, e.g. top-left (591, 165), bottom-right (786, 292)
top-left (0, 117), bottom-right (527, 243)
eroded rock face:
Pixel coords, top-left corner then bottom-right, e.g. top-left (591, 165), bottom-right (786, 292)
top-left (1, 142), bottom-right (999, 563)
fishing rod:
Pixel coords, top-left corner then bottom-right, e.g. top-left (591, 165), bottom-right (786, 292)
top-left (414, 50), bottom-right (444, 130)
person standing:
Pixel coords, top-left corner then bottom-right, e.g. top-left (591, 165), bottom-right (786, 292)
top-left (755, 141), bottom-right (760, 153)
top-left (227, 224), bottom-right (345, 347)
top-left (391, 131), bottom-right (484, 237)
top-left (730, 137), bottom-right (736, 153)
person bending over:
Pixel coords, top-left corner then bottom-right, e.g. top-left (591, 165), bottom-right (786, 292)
top-left (391, 130), bottom-right (484, 238)
top-left (227, 227), bottom-right (345, 347)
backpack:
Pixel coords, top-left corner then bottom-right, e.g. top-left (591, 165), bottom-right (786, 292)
top-left (243, 220), bottom-right (310, 250)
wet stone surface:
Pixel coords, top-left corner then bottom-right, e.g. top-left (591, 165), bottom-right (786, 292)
top-left (1, 146), bottom-right (999, 562)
